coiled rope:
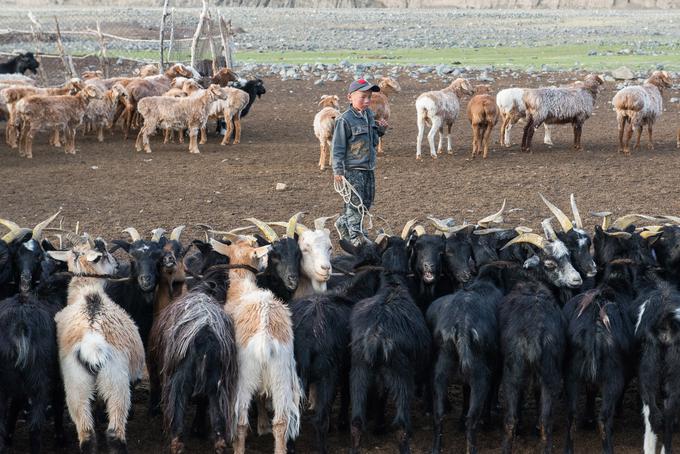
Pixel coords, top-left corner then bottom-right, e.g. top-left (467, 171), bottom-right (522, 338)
top-left (333, 175), bottom-right (373, 233)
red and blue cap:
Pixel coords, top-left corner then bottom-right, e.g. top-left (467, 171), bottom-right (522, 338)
top-left (348, 79), bottom-right (380, 95)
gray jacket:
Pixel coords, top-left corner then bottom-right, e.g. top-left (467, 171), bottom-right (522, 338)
top-left (331, 107), bottom-right (385, 176)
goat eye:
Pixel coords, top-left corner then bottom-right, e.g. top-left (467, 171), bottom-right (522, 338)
top-left (544, 260), bottom-right (557, 270)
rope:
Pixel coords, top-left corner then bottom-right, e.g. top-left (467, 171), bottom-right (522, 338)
top-left (334, 175), bottom-right (373, 233)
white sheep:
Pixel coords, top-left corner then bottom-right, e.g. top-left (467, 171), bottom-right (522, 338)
top-left (612, 70), bottom-right (672, 155)
top-left (313, 95), bottom-right (340, 171)
top-left (415, 78), bottom-right (474, 160)
top-left (496, 87), bottom-right (555, 148)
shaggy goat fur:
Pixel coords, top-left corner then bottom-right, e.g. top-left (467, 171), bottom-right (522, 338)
top-left (313, 95), bottom-right (340, 171)
top-left (496, 87), bottom-right (555, 148)
top-left (370, 77), bottom-right (401, 154)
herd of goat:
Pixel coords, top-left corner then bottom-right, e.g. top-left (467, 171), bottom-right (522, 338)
top-left (3, 194), bottom-right (680, 454)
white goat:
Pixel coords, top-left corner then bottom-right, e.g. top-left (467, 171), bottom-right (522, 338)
top-left (496, 87), bottom-right (555, 148)
top-left (415, 78), bottom-right (474, 160)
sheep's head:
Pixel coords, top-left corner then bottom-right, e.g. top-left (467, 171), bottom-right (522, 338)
top-left (169, 64), bottom-right (194, 79)
top-left (583, 74), bottom-right (605, 95)
top-left (80, 85), bottom-right (101, 100)
top-left (182, 79), bottom-right (202, 95)
top-left (82, 70), bottom-right (103, 80)
top-left (450, 78), bottom-right (474, 97)
top-left (66, 78), bottom-right (84, 94)
top-left (47, 236), bottom-right (117, 276)
top-left (474, 84), bottom-right (492, 95)
top-left (251, 79), bottom-right (266, 98)
top-left (209, 236), bottom-right (270, 272)
top-left (378, 77), bottom-right (401, 96)
top-left (318, 95), bottom-right (339, 109)
top-left (649, 70), bottom-right (672, 89)
top-left (137, 64), bottom-right (160, 78)
top-left (213, 68), bottom-right (238, 86)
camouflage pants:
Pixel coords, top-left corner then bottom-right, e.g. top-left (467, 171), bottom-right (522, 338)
top-left (335, 170), bottom-right (375, 244)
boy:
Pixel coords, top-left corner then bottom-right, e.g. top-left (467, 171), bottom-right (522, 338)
top-left (332, 79), bottom-right (388, 245)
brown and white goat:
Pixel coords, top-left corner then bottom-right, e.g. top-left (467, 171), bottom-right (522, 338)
top-left (612, 70), bottom-right (672, 155)
top-left (210, 236), bottom-right (301, 454)
top-left (313, 95), bottom-right (340, 170)
top-left (370, 76), bottom-right (401, 154)
top-left (136, 84), bottom-right (225, 154)
top-left (522, 74), bottom-right (604, 152)
top-left (49, 239), bottom-right (144, 454)
top-left (467, 85), bottom-right (499, 159)
top-left (202, 86), bottom-right (249, 146)
top-left (16, 85), bottom-right (99, 158)
top-left (415, 78), bottom-right (475, 160)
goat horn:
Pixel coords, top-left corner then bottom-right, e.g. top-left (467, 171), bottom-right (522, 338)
top-left (611, 214), bottom-right (658, 231)
top-left (473, 227), bottom-right (509, 235)
top-left (245, 218), bottom-right (279, 242)
top-left (662, 215), bottom-right (680, 225)
top-left (43, 228), bottom-right (86, 246)
top-left (195, 223), bottom-right (214, 242)
top-left (501, 233), bottom-right (546, 251)
top-left (515, 226), bottom-right (533, 234)
top-left (83, 232), bottom-right (95, 249)
top-left (287, 212), bottom-right (305, 238)
top-left (542, 218), bottom-right (558, 241)
top-left (268, 222), bottom-right (308, 236)
top-left (603, 231), bottom-right (632, 239)
top-left (1, 227), bottom-right (31, 244)
top-left (374, 233), bottom-right (388, 246)
top-left (539, 193), bottom-right (573, 233)
top-left (477, 199), bottom-right (506, 228)
top-left (0, 218), bottom-right (22, 232)
top-left (314, 215), bottom-right (337, 231)
top-left (207, 226), bottom-right (254, 238)
top-left (221, 233), bottom-right (258, 246)
top-left (150, 228), bottom-right (166, 242)
top-left (209, 238), bottom-right (230, 257)
top-left (570, 194), bottom-right (583, 229)
top-left (427, 216), bottom-right (454, 233)
top-left (413, 225), bottom-right (426, 236)
top-left (640, 230), bottom-right (662, 240)
top-left (590, 211), bottom-right (613, 230)
top-left (638, 225), bottom-right (663, 233)
top-left (32, 211), bottom-right (61, 243)
top-left (122, 227), bottom-right (142, 242)
top-left (448, 223), bottom-right (476, 234)
top-left (401, 219), bottom-right (418, 240)
top-left (170, 225), bottom-right (185, 242)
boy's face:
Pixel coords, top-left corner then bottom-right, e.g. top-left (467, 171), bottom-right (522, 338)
top-left (348, 90), bottom-right (372, 112)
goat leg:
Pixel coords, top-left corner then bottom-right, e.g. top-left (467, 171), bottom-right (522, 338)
top-left (647, 124), bottom-right (654, 150)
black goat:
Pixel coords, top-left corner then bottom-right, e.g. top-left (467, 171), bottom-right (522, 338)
top-left (634, 280), bottom-right (680, 454)
top-left (0, 274), bottom-right (69, 453)
top-left (406, 231), bottom-right (448, 310)
top-left (349, 236), bottom-right (431, 454)
top-left (236, 78), bottom-right (266, 118)
top-left (428, 262), bottom-right (511, 454)
top-left (562, 259), bottom-right (638, 454)
top-left (497, 229), bottom-right (582, 454)
top-left (184, 239), bottom-right (230, 277)
top-left (148, 266), bottom-right (238, 454)
top-left (0, 52), bottom-right (39, 75)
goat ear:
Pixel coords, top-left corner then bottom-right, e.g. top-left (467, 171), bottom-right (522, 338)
top-left (522, 255), bottom-right (541, 270)
top-left (41, 239), bottom-right (56, 251)
top-left (191, 239), bottom-right (212, 256)
top-left (111, 240), bottom-right (131, 253)
top-left (254, 234), bottom-right (270, 247)
top-left (254, 245), bottom-right (271, 259)
top-left (339, 239), bottom-right (358, 256)
top-left (46, 250), bottom-right (69, 262)
top-left (85, 250), bottom-right (102, 262)
top-left (94, 238), bottom-right (108, 253)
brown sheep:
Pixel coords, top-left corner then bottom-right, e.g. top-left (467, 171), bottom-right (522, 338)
top-left (369, 77), bottom-right (401, 154)
top-left (467, 85), bottom-right (499, 159)
top-left (204, 86), bottom-right (250, 146)
top-left (313, 95), bottom-right (340, 170)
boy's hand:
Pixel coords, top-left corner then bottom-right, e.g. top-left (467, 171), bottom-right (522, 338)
top-left (334, 175), bottom-right (344, 184)
top-left (376, 119), bottom-right (389, 128)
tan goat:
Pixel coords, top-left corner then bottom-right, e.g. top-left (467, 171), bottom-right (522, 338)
top-left (467, 85), bottom-right (499, 159)
top-left (369, 77), bottom-right (401, 154)
top-left (203, 86), bottom-right (250, 146)
top-left (16, 85), bottom-right (99, 158)
top-left (313, 95), bottom-right (340, 170)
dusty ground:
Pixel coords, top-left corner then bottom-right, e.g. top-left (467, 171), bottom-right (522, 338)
top-left (3, 68), bottom-right (680, 452)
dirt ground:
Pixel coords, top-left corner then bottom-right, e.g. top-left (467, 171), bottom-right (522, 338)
top-left (3, 66), bottom-right (680, 452)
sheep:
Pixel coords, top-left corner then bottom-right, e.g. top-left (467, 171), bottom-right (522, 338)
top-left (135, 63), bottom-right (160, 78)
top-left (467, 85), bottom-right (499, 159)
top-left (612, 70), bottom-right (673, 155)
top-left (349, 234), bottom-right (431, 454)
top-left (209, 235), bottom-right (301, 454)
top-left (48, 237), bottom-right (145, 453)
top-left (135, 84), bottom-right (226, 154)
top-left (369, 77), bottom-right (401, 154)
top-left (204, 86), bottom-right (249, 146)
top-left (496, 87), bottom-right (555, 148)
top-left (81, 83), bottom-right (127, 142)
top-left (162, 79), bottom-right (203, 145)
top-left (313, 95), bottom-right (340, 171)
top-left (148, 266), bottom-right (238, 454)
top-left (415, 78), bottom-right (474, 160)
top-left (120, 63), bottom-right (194, 139)
top-left (521, 74), bottom-right (604, 153)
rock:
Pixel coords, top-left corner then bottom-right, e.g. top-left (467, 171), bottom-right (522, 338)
top-left (670, 97), bottom-right (680, 104)
top-left (587, 50), bottom-right (598, 56)
top-left (418, 66), bottom-right (434, 74)
top-left (314, 79), bottom-right (325, 86)
top-left (276, 183), bottom-right (287, 191)
top-left (603, 75), bottom-right (615, 82)
top-left (477, 72), bottom-right (494, 82)
top-left (327, 73), bottom-right (340, 82)
top-left (612, 66), bottom-right (635, 80)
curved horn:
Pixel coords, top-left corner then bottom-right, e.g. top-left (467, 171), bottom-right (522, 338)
top-left (640, 230), bottom-right (662, 240)
top-left (0, 218), bottom-right (21, 232)
top-left (515, 226), bottom-right (533, 234)
top-left (314, 215), bottom-right (337, 231)
top-left (221, 233), bottom-right (257, 246)
top-left (151, 228), bottom-right (166, 243)
top-left (427, 216), bottom-right (454, 233)
top-left (245, 218), bottom-right (279, 243)
top-left (66, 231), bottom-right (87, 246)
top-left (1, 227), bottom-right (31, 244)
top-left (413, 225), bottom-right (426, 236)
top-left (32, 211), bottom-right (61, 242)
top-left (287, 212), bottom-right (305, 238)
top-left (170, 225), bottom-right (185, 242)
top-left (209, 238), bottom-right (230, 257)
top-left (477, 199), bottom-right (506, 228)
top-left (122, 227), bottom-right (142, 242)
top-left (611, 214), bottom-right (658, 231)
top-left (603, 231), bottom-right (632, 239)
top-left (570, 194), bottom-right (583, 229)
top-left (374, 233), bottom-right (388, 246)
top-left (541, 218), bottom-right (558, 241)
top-left (401, 219), bottom-right (418, 240)
top-left (473, 227), bottom-right (509, 235)
top-left (590, 211), bottom-right (613, 230)
top-left (662, 215), bottom-right (680, 225)
top-left (539, 193), bottom-right (573, 232)
top-left (195, 223), bottom-right (214, 242)
top-left (501, 233), bottom-right (546, 251)
top-left (269, 222), bottom-right (308, 236)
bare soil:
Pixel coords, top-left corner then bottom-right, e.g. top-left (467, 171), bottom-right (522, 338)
top-left (3, 68), bottom-right (680, 453)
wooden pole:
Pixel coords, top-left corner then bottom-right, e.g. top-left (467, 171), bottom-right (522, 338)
top-left (27, 12), bottom-right (47, 84)
top-left (205, 10), bottom-right (218, 74)
top-left (159, 0), bottom-right (169, 70)
top-left (190, 0), bottom-right (209, 69)
top-left (167, 7), bottom-right (175, 63)
top-left (54, 16), bottom-right (75, 80)
top-left (218, 14), bottom-right (233, 70)
top-left (95, 20), bottom-right (109, 78)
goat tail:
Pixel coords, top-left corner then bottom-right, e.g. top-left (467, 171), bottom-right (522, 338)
top-left (12, 320), bottom-right (31, 369)
top-left (285, 357), bottom-right (303, 441)
top-left (455, 329), bottom-right (475, 375)
top-left (75, 331), bottom-right (113, 375)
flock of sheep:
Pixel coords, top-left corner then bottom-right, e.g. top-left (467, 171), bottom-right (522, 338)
top-left (314, 70), bottom-right (677, 165)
